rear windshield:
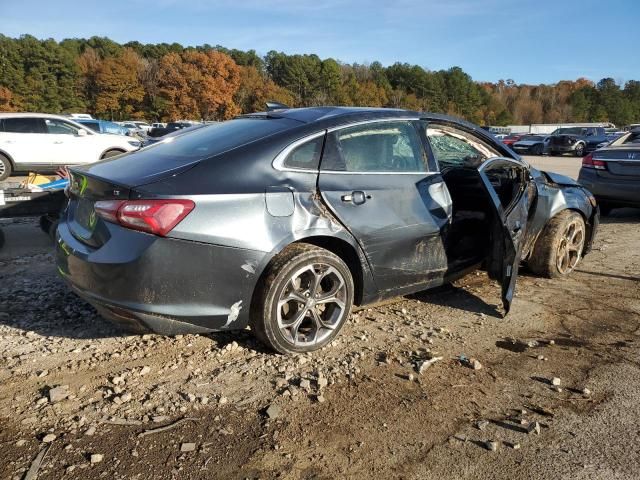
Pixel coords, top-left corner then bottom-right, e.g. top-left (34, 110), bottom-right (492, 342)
top-left (81, 117), bottom-right (300, 184)
top-left (141, 119), bottom-right (297, 161)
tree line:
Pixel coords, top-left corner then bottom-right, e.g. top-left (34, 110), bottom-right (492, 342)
top-left (1, 34), bottom-right (639, 126)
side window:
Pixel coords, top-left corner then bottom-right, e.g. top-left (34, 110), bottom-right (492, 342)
top-left (322, 121), bottom-right (426, 172)
top-left (45, 118), bottom-right (80, 135)
top-left (425, 124), bottom-right (499, 170)
top-left (1, 117), bottom-right (47, 133)
top-left (283, 136), bottom-right (324, 170)
top-left (83, 122), bottom-right (101, 132)
top-left (482, 161), bottom-right (526, 211)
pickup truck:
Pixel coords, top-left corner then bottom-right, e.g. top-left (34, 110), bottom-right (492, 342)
top-left (548, 126), bottom-right (608, 157)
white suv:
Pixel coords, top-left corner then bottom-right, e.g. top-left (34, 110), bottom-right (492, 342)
top-left (0, 113), bottom-right (141, 180)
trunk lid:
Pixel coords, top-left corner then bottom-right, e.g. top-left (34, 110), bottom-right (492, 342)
top-left (594, 147), bottom-right (640, 180)
top-left (67, 170), bottom-right (132, 248)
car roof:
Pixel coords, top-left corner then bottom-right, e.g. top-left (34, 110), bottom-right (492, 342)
top-left (238, 106), bottom-right (484, 132)
top-left (0, 112), bottom-right (79, 120)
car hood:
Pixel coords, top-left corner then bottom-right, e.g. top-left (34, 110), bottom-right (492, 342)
top-left (542, 170), bottom-right (580, 187)
top-left (513, 141), bottom-right (538, 146)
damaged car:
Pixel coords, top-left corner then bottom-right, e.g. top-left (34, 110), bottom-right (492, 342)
top-left (56, 107), bottom-right (599, 354)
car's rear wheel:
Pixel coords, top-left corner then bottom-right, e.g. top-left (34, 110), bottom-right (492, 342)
top-left (251, 243), bottom-right (354, 354)
top-left (0, 154), bottom-right (12, 181)
top-left (574, 143), bottom-right (585, 157)
top-left (101, 149), bottom-right (124, 159)
top-left (529, 210), bottom-right (586, 278)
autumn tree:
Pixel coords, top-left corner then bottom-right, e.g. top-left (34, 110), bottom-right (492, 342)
top-left (0, 86), bottom-right (21, 111)
top-left (94, 48), bottom-right (145, 119)
top-left (235, 65), bottom-right (295, 113)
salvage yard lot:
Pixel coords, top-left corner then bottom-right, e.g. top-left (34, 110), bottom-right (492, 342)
top-left (1, 157), bottom-right (639, 479)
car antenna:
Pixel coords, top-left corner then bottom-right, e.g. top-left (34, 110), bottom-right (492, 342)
top-left (265, 101), bottom-right (289, 111)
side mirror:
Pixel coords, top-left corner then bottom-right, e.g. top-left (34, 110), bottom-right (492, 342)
top-left (77, 129), bottom-right (87, 137)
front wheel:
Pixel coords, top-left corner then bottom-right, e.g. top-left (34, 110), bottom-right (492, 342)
top-left (0, 154), bottom-right (12, 181)
top-left (574, 143), bottom-right (585, 157)
top-left (251, 243), bottom-right (354, 354)
top-left (528, 210), bottom-right (586, 278)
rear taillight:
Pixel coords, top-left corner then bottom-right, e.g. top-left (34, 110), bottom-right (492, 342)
top-left (581, 153), bottom-right (607, 170)
top-left (94, 199), bottom-right (195, 236)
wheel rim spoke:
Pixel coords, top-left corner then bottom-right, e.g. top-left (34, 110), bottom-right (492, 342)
top-left (276, 262), bottom-right (348, 348)
top-left (557, 221), bottom-right (585, 274)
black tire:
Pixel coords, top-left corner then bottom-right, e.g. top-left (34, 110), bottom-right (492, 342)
top-left (101, 149), bottom-right (124, 159)
top-left (0, 227), bottom-right (4, 250)
top-left (533, 144), bottom-right (544, 155)
top-left (529, 210), bottom-right (586, 278)
top-left (0, 154), bottom-right (12, 181)
top-left (574, 143), bottom-right (585, 157)
top-left (250, 243), bottom-right (354, 354)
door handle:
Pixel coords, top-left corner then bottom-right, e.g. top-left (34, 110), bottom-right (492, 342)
top-left (341, 191), bottom-right (369, 205)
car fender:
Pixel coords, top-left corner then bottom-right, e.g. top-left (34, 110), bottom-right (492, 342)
top-left (524, 172), bottom-right (596, 259)
top-left (251, 190), bottom-right (378, 305)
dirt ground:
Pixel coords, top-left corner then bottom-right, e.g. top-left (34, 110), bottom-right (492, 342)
top-left (1, 166), bottom-right (639, 479)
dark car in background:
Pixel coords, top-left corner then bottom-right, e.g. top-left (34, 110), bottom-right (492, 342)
top-left (512, 134), bottom-right (549, 155)
top-left (578, 129), bottom-right (640, 215)
top-left (502, 133), bottom-right (526, 146)
top-left (56, 107), bottom-right (598, 354)
top-left (147, 121), bottom-right (200, 138)
top-left (548, 126), bottom-right (608, 157)
top-left (76, 119), bottom-right (130, 136)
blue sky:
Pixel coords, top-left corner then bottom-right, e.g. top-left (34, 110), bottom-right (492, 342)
top-left (2, 0), bottom-right (638, 84)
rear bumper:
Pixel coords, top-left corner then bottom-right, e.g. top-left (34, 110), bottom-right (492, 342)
top-left (56, 219), bottom-right (267, 334)
top-left (578, 169), bottom-right (640, 206)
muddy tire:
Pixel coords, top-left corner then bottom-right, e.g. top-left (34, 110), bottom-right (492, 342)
top-left (250, 243), bottom-right (354, 354)
top-left (529, 210), bottom-right (586, 278)
top-left (0, 154), bottom-right (12, 181)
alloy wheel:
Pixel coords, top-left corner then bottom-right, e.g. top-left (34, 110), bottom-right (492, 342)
top-left (556, 219), bottom-right (585, 274)
top-left (277, 262), bottom-right (348, 347)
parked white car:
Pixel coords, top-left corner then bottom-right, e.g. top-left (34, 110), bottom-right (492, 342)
top-left (120, 120), bottom-right (152, 134)
top-left (0, 113), bottom-right (141, 180)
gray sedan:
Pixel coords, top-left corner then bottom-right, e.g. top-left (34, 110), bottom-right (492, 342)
top-left (56, 107), bottom-right (598, 354)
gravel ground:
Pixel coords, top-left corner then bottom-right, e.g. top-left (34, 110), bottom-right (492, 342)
top-left (1, 201), bottom-right (639, 478)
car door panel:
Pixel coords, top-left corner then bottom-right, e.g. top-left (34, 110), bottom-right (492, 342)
top-left (318, 120), bottom-right (451, 294)
top-left (477, 158), bottom-right (534, 313)
top-left (320, 173), bottom-right (451, 293)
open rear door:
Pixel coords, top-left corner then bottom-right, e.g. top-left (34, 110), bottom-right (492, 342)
top-left (477, 158), bottom-right (534, 314)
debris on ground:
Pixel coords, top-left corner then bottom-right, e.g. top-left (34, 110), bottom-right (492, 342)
top-left (265, 404), bottom-right (281, 420)
top-left (418, 356), bottom-right (443, 374)
top-left (47, 385), bottom-right (69, 403)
